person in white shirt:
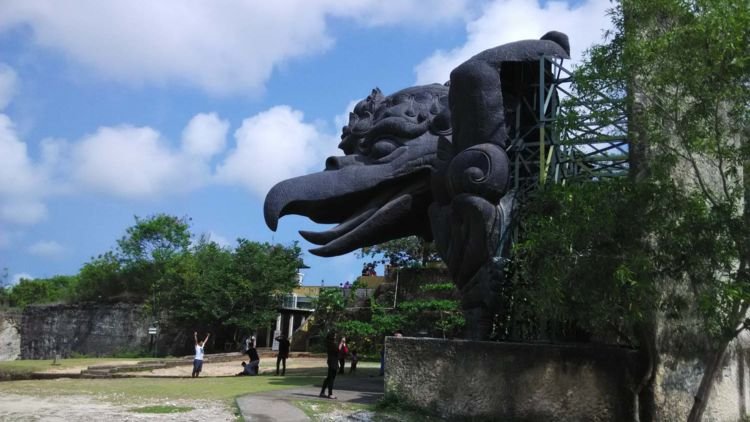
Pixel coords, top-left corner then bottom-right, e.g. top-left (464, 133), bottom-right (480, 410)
top-left (192, 331), bottom-right (210, 378)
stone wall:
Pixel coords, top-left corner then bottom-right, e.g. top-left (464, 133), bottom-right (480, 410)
top-left (0, 311), bottom-right (21, 361)
top-left (20, 303), bottom-right (184, 359)
top-left (653, 331), bottom-right (750, 421)
top-left (385, 337), bottom-right (644, 421)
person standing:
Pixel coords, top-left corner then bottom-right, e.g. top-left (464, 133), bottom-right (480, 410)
top-left (349, 350), bottom-right (358, 374)
top-left (337, 336), bottom-right (349, 374)
top-left (275, 335), bottom-right (291, 376)
top-left (192, 331), bottom-right (210, 378)
top-left (319, 332), bottom-right (338, 399)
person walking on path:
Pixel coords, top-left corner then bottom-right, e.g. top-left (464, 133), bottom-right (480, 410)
top-left (275, 335), bottom-right (291, 376)
top-left (192, 331), bottom-right (210, 378)
top-left (319, 332), bottom-right (339, 399)
top-left (337, 336), bottom-right (348, 374)
top-left (349, 350), bottom-right (358, 374)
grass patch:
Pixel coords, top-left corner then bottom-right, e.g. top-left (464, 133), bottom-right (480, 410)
top-left (129, 404), bottom-right (193, 414)
top-left (0, 358), bottom-right (151, 376)
top-left (0, 374), bottom-right (320, 405)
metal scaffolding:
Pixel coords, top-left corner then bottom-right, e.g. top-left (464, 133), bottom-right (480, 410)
top-left (506, 55), bottom-right (629, 196)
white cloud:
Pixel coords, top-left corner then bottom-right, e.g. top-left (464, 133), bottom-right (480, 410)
top-left (10, 272), bottom-right (33, 285)
top-left (182, 113), bottom-right (229, 158)
top-left (0, 200), bottom-right (47, 225)
top-left (0, 111), bottom-right (51, 225)
top-left (0, 64), bottom-right (17, 110)
top-left (206, 231), bottom-right (233, 249)
top-left (415, 0), bottom-right (612, 84)
top-left (0, 0), bottom-right (467, 95)
top-left (0, 114), bottom-right (44, 197)
top-left (27, 240), bottom-right (65, 258)
top-left (71, 124), bottom-right (215, 198)
top-left (216, 106), bottom-right (338, 198)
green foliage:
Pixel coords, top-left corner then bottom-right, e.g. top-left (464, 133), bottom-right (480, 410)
top-left (8, 275), bottom-right (79, 309)
top-left (327, 279), bottom-right (463, 353)
top-left (129, 405), bottom-right (193, 414)
top-left (358, 236), bottom-right (441, 269)
top-left (117, 214), bottom-right (191, 264)
top-left (534, 0), bottom-right (749, 418)
top-left (3, 213), bottom-right (302, 349)
top-left (75, 252), bottom-right (129, 302)
top-left (156, 238), bottom-right (302, 347)
top-left (313, 288), bottom-right (346, 335)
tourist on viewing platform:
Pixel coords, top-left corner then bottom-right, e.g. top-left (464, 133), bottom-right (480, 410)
top-left (319, 332), bottom-right (339, 399)
top-left (275, 334), bottom-right (290, 376)
top-left (192, 331), bottom-right (210, 378)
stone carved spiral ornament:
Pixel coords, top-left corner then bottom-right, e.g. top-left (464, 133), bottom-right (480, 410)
top-left (264, 31), bottom-right (571, 340)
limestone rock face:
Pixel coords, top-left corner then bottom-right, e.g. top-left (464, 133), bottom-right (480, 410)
top-left (385, 337), bottom-right (642, 421)
top-left (0, 312), bottom-right (21, 361)
top-left (20, 303), bottom-right (182, 359)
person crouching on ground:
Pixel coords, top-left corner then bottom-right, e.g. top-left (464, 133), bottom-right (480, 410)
top-left (246, 343), bottom-right (260, 375)
top-left (319, 332), bottom-right (338, 399)
top-left (192, 331), bottom-right (210, 378)
top-left (236, 361), bottom-right (258, 376)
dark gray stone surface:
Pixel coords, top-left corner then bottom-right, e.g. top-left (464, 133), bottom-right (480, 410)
top-left (385, 337), bottom-right (643, 421)
top-left (20, 303), bottom-right (184, 358)
top-left (264, 33), bottom-right (570, 339)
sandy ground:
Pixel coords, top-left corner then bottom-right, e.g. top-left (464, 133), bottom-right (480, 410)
top-left (0, 393), bottom-right (235, 421)
top-left (41, 360), bottom-right (147, 375)
top-left (0, 356), bottom-right (366, 422)
top-left (35, 355), bottom-right (334, 377)
top-left (142, 356), bottom-right (330, 377)
top-left (3, 357), bottom-right (378, 421)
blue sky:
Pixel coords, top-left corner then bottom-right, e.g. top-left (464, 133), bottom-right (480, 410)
top-left (0, 0), bottom-right (610, 287)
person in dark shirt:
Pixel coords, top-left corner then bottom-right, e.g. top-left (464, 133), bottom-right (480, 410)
top-left (319, 332), bottom-right (338, 399)
top-left (349, 350), bottom-right (358, 374)
top-left (275, 335), bottom-right (291, 376)
top-left (246, 345), bottom-right (260, 375)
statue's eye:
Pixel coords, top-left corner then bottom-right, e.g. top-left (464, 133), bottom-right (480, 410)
top-left (370, 140), bottom-right (399, 158)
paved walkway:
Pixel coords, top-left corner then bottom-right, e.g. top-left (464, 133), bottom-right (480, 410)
top-left (236, 375), bottom-right (384, 421)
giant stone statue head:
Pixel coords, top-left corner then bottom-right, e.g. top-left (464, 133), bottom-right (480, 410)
top-left (265, 32), bottom-right (570, 339)
top-left (265, 83), bottom-right (450, 257)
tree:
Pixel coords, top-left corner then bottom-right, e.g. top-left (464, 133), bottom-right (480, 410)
top-left (312, 287), bottom-right (346, 335)
top-left (358, 236), bottom-right (441, 269)
top-left (614, 2), bottom-right (748, 420)
top-left (117, 214), bottom-right (191, 263)
top-left (116, 214), bottom-right (192, 318)
top-left (521, 1), bottom-right (750, 420)
top-left (0, 267), bottom-right (9, 307)
top-left (160, 238), bottom-right (303, 348)
top-left (9, 275), bottom-right (78, 308)
top-left (75, 252), bottom-right (129, 302)
top-left (230, 239), bottom-right (302, 333)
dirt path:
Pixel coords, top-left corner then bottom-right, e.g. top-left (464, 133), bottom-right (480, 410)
top-left (0, 393), bottom-right (235, 421)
